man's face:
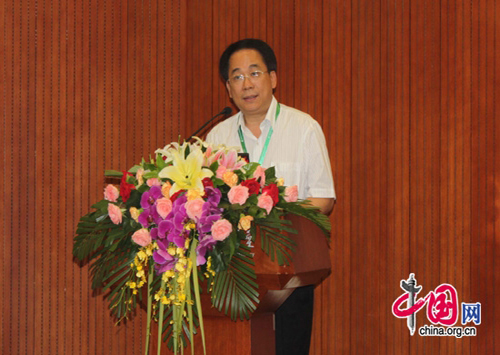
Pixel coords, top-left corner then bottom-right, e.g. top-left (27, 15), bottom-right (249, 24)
top-left (225, 49), bottom-right (277, 119)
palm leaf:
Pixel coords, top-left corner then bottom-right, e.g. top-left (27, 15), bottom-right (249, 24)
top-left (258, 226), bottom-right (296, 266)
top-left (278, 201), bottom-right (332, 239)
top-left (210, 244), bottom-right (259, 320)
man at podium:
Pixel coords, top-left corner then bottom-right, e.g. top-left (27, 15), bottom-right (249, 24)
top-left (206, 38), bottom-right (336, 355)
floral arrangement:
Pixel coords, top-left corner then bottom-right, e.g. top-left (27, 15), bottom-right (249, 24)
top-left (73, 138), bottom-right (330, 355)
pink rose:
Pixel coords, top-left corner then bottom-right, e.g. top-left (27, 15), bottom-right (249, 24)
top-left (185, 198), bottom-right (205, 221)
top-left (211, 219), bottom-right (232, 241)
top-left (132, 228), bottom-right (152, 247)
top-left (284, 185), bottom-right (299, 203)
top-left (107, 203), bottom-right (123, 224)
top-left (104, 184), bottom-right (119, 202)
top-left (257, 194), bottom-right (274, 214)
top-left (147, 178), bottom-right (161, 187)
top-left (216, 165), bottom-right (227, 179)
top-left (253, 166), bottom-right (266, 187)
top-left (228, 185), bottom-right (249, 205)
top-left (262, 184), bottom-right (279, 205)
top-left (156, 197), bottom-right (173, 219)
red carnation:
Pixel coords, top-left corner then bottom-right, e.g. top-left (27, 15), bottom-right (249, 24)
top-left (241, 178), bottom-right (260, 195)
top-left (170, 190), bottom-right (184, 203)
top-left (120, 171), bottom-right (135, 203)
top-left (262, 183), bottom-right (279, 205)
top-left (202, 177), bottom-right (214, 190)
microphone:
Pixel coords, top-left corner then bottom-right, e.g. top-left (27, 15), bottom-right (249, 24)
top-left (187, 106), bottom-right (233, 141)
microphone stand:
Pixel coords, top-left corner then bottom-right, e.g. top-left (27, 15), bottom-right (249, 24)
top-left (186, 106), bottom-right (232, 141)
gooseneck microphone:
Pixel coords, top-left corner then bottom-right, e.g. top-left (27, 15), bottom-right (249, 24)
top-left (187, 106), bottom-right (233, 141)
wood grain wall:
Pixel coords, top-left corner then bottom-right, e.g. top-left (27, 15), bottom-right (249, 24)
top-left (1, 0), bottom-right (498, 354)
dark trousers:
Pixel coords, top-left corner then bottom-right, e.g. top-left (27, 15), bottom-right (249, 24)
top-left (275, 285), bottom-right (314, 355)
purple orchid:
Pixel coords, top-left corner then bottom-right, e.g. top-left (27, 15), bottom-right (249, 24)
top-left (192, 187), bottom-right (225, 265)
top-left (138, 205), bottom-right (162, 227)
top-left (138, 186), bottom-right (165, 228)
top-left (140, 185), bottom-right (163, 208)
top-left (204, 186), bottom-right (222, 207)
top-left (153, 239), bottom-right (176, 273)
top-left (196, 234), bottom-right (218, 265)
top-left (156, 195), bottom-right (190, 248)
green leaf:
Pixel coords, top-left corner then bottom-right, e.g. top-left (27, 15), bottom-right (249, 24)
top-left (242, 162), bottom-right (260, 177)
top-left (144, 171), bottom-right (159, 179)
top-left (264, 166), bottom-right (276, 181)
top-left (127, 165), bottom-right (142, 174)
top-left (104, 170), bottom-right (124, 177)
top-left (278, 201), bottom-right (332, 239)
top-left (210, 245), bottom-right (259, 320)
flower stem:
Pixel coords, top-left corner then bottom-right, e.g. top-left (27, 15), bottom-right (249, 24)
top-left (145, 263), bottom-right (154, 355)
top-left (157, 279), bottom-right (166, 355)
top-left (189, 239), bottom-right (206, 355)
top-left (185, 261), bottom-right (195, 355)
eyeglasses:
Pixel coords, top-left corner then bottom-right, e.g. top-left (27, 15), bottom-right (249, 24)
top-left (227, 70), bottom-right (268, 84)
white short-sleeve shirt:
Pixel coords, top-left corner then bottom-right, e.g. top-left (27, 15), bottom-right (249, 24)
top-left (206, 96), bottom-right (336, 200)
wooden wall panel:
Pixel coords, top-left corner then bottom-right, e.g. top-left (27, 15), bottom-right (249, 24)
top-left (410, 0), bottom-right (442, 354)
top-left (0, 0), bottom-right (5, 349)
top-left (350, 0), bottom-right (383, 352)
top-left (2, 0), bottom-right (185, 354)
top-left (315, 1), bottom-right (353, 354)
top-left (470, 0), bottom-right (498, 354)
top-left (2, 0), bottom-right (499, 354)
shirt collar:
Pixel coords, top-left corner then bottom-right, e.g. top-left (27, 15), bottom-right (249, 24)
top-left (237, 96), bottom-right (278, 130)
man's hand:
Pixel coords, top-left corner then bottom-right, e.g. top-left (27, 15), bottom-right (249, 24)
top-left (307, 197), bottom-right (335, 216)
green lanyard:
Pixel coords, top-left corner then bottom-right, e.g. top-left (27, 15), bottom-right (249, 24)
top-left (238, 103), bottom-right (281, 165)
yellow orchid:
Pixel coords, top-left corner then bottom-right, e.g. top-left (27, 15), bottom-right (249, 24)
top-left (158, 148), bottom-right (213, 195)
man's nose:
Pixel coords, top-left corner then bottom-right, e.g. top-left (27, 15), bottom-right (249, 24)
top-left (242, 76), bottom-right (254, 89)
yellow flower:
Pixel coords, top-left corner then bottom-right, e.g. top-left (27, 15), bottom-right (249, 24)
top-left (145, 244), bottom-right (154, 256)
top-left (167, 246), bottom-right (176, 256)
top-left (136, 168), bottom-right (145, 186)
top-left (158, 148), bottom-right (213, 195)
top-left (162, 271), bottom-right (174, 282)
top-left (187, 188), bottom-right (205, 200)
top-left (161, 181), bottom-right (172, 198)
top-left (154, 290), bottom-right (164, 301)
top-left (136, 269), bottom-right (145, 278)
top-left (238, 215), bottom-right (254, 231)
top-left (175, 262), bottom-right (185, 272)
top-left (206, 256), bottom-right (216, 277)
top-left (222, 171), bottom-right (238, 187)
top-left (129, 207), bottom-right (141, 222)
top-left (276, 177), bottom-right (285, 187)
top-left (185, 222), bottom-right (196, 230)
top-left (137, 250), bottom-right (147, 260)
top-left (161, 295), bottom-right (170, 305)
top-left (177, 273), bottom-right (186, 284)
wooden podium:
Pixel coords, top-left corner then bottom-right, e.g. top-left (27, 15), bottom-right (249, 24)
top-left (194, 214), bottom-right (331, 355)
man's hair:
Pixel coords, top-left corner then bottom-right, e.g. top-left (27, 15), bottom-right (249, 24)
top-left (219, 38), bottom-right (277, 81)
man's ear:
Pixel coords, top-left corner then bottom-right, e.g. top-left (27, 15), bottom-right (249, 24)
top-left (225, 81), bottom-right (233, 99)
top-left (270, 71), bottom-right (277, 90)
